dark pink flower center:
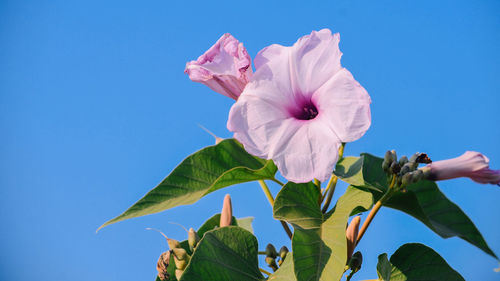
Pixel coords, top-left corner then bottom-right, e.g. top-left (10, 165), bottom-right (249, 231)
top-left (290, 100), bottom-right (319, 120)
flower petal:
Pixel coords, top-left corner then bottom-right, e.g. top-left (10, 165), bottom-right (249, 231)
top-left (269, 119), bottom-right (341, 183)
top-left (290, 29), bottom-right (343, 95)
top-left (313, 68), bottom-right (371, 142)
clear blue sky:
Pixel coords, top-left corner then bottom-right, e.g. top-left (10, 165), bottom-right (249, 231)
top-left (1, 0), bottom-right (499, 280)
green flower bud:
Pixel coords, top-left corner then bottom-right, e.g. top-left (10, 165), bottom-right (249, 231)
top-left (390, 161), bottom-right (401, 174)
top-left (172, 248), bottom-right (190, 270)
top-left (188, 228), bottom-right (200, 252)
top-left (412, 169), bottom-right (424, 182)
top-left (279, 246), bottom-right (289, 260)
top-left (348, 251), bottom-right (363, 272)
top-left (409, 153), bottom-right (419, 163)
top-left (382, 151), bottom-right (393, 172)
top-left (265, 256), bottom-right (278, 272)
top-left (390, 150), bottom-right (397, 163)
top-left (399, 155), bottom-right (408, 166)
top-left (167, 238), bottom-right (181, 250)
top-left (399, 163), bottom-right (410, 175)
top-left (265, 243), bottom-right (278, 259)
top-left (402, 172), bottom-right (413, 186)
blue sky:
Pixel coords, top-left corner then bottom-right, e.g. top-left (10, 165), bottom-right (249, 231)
top-left (1, 0), bottom-right (499, 280)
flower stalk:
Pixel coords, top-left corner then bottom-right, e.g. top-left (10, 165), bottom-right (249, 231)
top-left (356, 175), bottom-right (397, 244)
top-left (258, 180), bottom-right (293, 239)
top-left (321, 143), bottom-right (345, 213)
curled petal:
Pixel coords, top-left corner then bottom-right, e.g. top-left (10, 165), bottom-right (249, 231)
top-left (185, 34), bottom-right (252, 100)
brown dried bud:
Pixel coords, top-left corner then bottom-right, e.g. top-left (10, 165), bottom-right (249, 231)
top-left (346, 216), bottom-right (361, 260)
top-left (156, 251), bottom-right (171, 281)
top-left (220, 194), bottom-right (233, 227)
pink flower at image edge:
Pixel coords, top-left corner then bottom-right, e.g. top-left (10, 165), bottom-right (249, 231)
top-left (185, 33), bottom-right (252, 100)
top-left (227, 29), bottom-right (371, 183)
top-left (425, 151), bottom-right (500, 185)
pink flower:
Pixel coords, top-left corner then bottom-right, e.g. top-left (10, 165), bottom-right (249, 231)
top-left (227, 29), bottom-right (371, 183)
top-left (185, 33), bottom-right (252, 100)
top-left (424, 151), bottom-right (500, 185)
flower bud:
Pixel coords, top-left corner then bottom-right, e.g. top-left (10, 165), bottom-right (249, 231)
top-left (383, 150), bottom-right (394, 172)
top-left (279, 246), bottom-right (289, 260)
top-left (172, 248), bottom-right (191, 270)
top-left (265, 243), bottom-right (278, 259)
top-left (278, 246), bottom-right (289, 266)
top-left (346, 216), bottom-right (361, 260)
top-left (412, 169), bottom-right (424, 182)
top-left (390, 161), bottom-right (401, 174)
top-left (399, 155), bottom-right (409, 167)
top-left (401, 172), bottom-right (413, 186)
top-left (220, 194), bottom-right (233, 227)
top-left (167, 238), bottom-right (181, 250)
top-left (424, 151), bottom-right (500, 185)
top-left (188, 228), bottom-right (200, 252)
top-left (185, 33), bottom-right (252, 100)
top-left (415, 153), bottom-right (432, 164)
top-left (265, 256), bottom-right (278, 272)
top-left (156, 251), bottom-right (171, 281)
top-left (348, 251), bottom-right (363, 272)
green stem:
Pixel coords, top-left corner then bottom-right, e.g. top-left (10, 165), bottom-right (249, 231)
top-left (321, 143), bottom-right (345, 213)
top-left (356, 175), bottom-right (397, 244)
top-left (271, 178), bottom-right (285, 186)
top-left (259, 268), bottom-right (272, 276)
top-left (258, 180), bottom-right (293, 239)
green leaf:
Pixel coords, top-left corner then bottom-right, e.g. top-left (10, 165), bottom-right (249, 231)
top-left (273, 183), bottom-right (372, 281)
top-left (336, 153), bottom-right (497, 259)
top-left (179, 226), bottom-right (264, 281)
top-left (268, 256), bottom-right (296, 281)
top-left (236, 217), bottom-right (255, 234)
top-left (376, 253), bottom-right (392, 281)
top-left (334, 155), bottom-right (386, 192)
top-left (376, 243), bottom-right (465, 281)
top-left (99, 139), bottom-right (277, 230)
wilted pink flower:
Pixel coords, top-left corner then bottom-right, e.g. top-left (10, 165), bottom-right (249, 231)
top-left (227, 29), bottom-right (371, 183)
top-left (346, 216), bottom-right (361, 260)
top-left (220, 194), bottom-right (233, 227)
top-left (185, 34), bottom-right (252, 100)
top-left (424, 151), bottom-right (500, 185)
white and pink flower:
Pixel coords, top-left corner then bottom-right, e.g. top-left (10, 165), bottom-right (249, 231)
top-left (227, 29), bottom-right (371, 183)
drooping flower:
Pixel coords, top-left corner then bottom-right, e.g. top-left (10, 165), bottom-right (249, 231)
top-left (185, 33), bottom-right (252, 100)
top-left (220, 194), bottom-right (233, 227)
top-left (346, 216), bottom-right (361, 260)
top-left (423, 151), bottom-right (500, 185)
top-left (227, 29), bottom-right (371, 183)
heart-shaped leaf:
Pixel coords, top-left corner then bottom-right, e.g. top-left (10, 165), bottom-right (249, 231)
top-left (376, 243), bottom-right (465, 281)
top-left (179, 226), bottom-right (264, 281)
top-left (273, 183), bottom-right (372, 281)
top-left (99, 139), bottom-right (277, 230)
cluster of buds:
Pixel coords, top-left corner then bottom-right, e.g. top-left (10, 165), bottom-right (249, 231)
top-left (155, 194), bottom-right (234, 280)
top-left (264, 243), bottom-right (289, 272)
top-left (155, 233), bottom-right (196, 281)
top-left (382, 150), bottom-right (432, 189)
